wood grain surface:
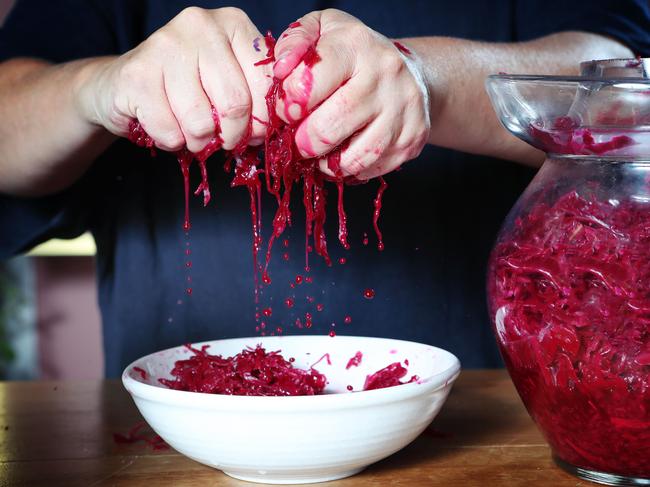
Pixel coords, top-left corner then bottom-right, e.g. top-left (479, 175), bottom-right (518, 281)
top-left (0, 370), bottom-right (592, 486)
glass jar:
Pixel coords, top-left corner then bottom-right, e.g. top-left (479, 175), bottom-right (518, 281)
top-left (486, 59), bottom-right (650, 486)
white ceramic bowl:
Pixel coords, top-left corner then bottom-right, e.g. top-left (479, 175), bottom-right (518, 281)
top-left (122, 335), bottom-right (460, 484)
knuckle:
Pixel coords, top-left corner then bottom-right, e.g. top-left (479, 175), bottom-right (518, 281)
top-left (159, 130), bottom-right (185, 150)
top-left (221, 101), bottom-right (251, 121)
top-left (217, 6), bottom-right (248, 22)
top-left (342, 155), bottom-right (366, 176)
top-left (310, 116), bottom-right (335, 145)
top-left (182, 115), bottom-right (215, 139)
top-left (119, 58), bottom-right (148, 86)
top-left (219, 89), bottom-right (251, 120)
top-left (146, 28), bottom-right (178, 52)
top-left (175, 6), bottom-right (208, 24)
top-left (383, 52), bottom-right (406, 76)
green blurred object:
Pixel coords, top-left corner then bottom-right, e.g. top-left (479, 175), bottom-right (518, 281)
top-left (0, 262), bottom-right (21, 376)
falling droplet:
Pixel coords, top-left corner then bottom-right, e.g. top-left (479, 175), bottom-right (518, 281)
top-left (344, 316), bottom-right (352, 324)
top-left (363, 288), bottom-right (375, 299)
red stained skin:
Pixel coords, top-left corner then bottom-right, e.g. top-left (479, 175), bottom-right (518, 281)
top-left (127, 26), bottom-right (390, 312)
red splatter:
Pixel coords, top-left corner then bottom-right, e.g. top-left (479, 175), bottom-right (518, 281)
top-left (393, 41), bottom-right (412, 55)
top-left (113, 422), bottom-right (169, 451)
top-left (346, 351), bottom-right (363, 369)
top-left (132, 367), bottom-right (148, 380)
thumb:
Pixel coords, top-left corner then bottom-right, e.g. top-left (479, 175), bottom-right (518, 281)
top-left (273, 12), bottom-right (321, 80)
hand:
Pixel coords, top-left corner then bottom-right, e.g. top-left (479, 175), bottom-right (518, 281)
top-left (76, 7), bottom-right (271, 153)
top-left (273, 9), bottom-right (430, 180)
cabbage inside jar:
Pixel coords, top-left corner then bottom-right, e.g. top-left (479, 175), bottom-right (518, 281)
top-left (486, 59), bottom-right (650, 485)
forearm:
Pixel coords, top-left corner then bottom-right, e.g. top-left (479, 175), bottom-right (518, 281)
top-left (0, 57), bottom-right (116, 196)
top-left (404, 32), bottom-right (633, 166)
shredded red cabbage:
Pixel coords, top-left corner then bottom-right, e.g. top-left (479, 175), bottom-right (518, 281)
top-left (160, 345), bottom-right (417, 395)
top-left (363, 362), bottom-right (418, 391)
top-left (127, 27), bottom-right (388, 297)
top-left (345, 351), bottom-right (363, 369)
top-left (132, 366), bottom-right (148, 380)
top-left (489, 189), bottom-right (650, 477)
top-left (113, 421), bottom-right (169, 450)
top-left (159, 344), bottom-right (327, 396)
top-left (529, 118), bottom-right (635, 156)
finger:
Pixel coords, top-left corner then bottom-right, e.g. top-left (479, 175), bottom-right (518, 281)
top-left (163, 54), bottom-right (216, 154)
top-left (336, 114), bottom-right (401, 178)
top-left (275, 32), bottom-right (357, 124)
top-left (294, 77), bottom-right (377, 158)
top-left (132, 75), bottom-right (185, 152)
top-left (199, 37), bottom-right (252, 151)
top-left (273, 13), bottom-right (321, 80)
top-left (230, 22), bottom-right (274, 145)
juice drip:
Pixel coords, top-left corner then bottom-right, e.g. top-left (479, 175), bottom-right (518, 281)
top-left (373, 177), bottom-right (388, 251)
top-left (127, 28), bottom-right (390, 300)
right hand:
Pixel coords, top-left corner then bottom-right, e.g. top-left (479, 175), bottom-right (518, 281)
top-left (75, 7), bottom-right (271, 153)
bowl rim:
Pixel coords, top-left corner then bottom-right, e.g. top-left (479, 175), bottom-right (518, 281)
top-left (487, 73), bottom-right (650, 85)
top-left (122, 335), bottom-right (461, 412)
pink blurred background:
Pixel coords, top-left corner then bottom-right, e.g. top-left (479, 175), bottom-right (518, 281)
top-left (2, 0), bottom-right (104, 380)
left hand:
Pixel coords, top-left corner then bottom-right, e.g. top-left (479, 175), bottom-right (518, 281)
top-left (273, 9), bottom-right (430, 180)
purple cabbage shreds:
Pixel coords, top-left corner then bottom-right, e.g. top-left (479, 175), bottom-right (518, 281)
top-left (488, 189), bottom-right (650, 477)
top-left (159, 344), bottom-right (327, 396)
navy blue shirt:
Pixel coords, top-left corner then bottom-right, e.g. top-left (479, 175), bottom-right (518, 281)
top-left (2, 0), bottom-right (650, 377)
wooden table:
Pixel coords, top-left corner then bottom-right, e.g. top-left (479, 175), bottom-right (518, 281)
top-left (0, 370), bottom-right (591, 487)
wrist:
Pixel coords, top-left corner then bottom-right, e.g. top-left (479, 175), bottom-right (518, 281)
top-left (71, 56), bottom-right (117, 130)
top-left (396, 38), bottom-right (444, 145)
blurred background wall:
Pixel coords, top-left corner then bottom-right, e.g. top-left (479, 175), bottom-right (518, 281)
top-left (0, 0), bottom-right (104, 380)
